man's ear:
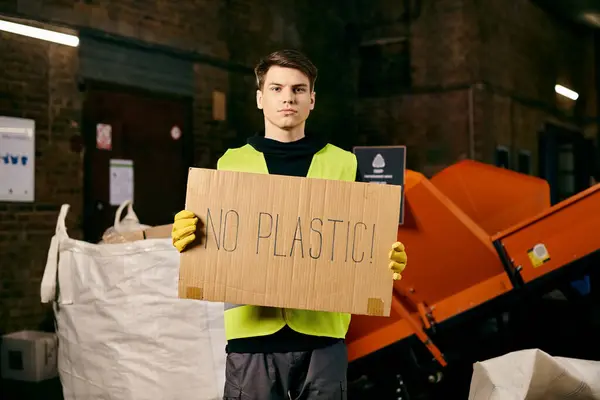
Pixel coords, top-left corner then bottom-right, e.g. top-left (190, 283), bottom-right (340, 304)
top-left (310, 91), bottom-right (316, 110)
top-left (256, 89), bottom-right (263, 110)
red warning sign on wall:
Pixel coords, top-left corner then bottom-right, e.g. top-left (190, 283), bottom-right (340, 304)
top-left (96, 123), bottom-right (112, 150)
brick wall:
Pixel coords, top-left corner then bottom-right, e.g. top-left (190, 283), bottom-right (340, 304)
top-left (355, 0), bottom-right (480, 175)
top-left (473, 0), bottom-right (596, 172)
top-left (10, 0), bottom-right (229, 59)
top-left (192, 63), bottom-right (235, 169)
top-left (354, 0), bottom-right (596, 176)
top-left (0, 31), bottom-right (81, 334)
top-left (357, 90), bottom-right (472, 175)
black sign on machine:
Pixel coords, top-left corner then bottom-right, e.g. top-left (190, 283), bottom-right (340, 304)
top-left (353, 146), bottom-right (406, 225)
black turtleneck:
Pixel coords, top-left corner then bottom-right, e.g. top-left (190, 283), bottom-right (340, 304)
top-left (225, 133), bottom-right (361, 355)
top-left (246, 134), bottom-right (362, 180)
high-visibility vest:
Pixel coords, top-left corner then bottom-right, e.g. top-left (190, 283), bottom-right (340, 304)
top-left (217, 142), bottom-right (357, 341)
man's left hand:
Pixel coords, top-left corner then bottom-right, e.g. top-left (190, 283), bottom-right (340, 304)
top-left (389, 242), bottom-right (407, 281)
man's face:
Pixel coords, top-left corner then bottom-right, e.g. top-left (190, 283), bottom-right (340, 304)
top-left (256, 66), bottom-right (315, 131)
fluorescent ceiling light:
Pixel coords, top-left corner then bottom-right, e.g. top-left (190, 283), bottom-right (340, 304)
top-left (0, 19), bottom-right (79, 47)
top-left (582, 12), bottom-right (600, 27)
top-left (555, 84), bottom-right (579, 100)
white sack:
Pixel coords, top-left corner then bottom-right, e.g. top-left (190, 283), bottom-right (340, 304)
top-left (469, 348), bottom-right (600, 400)
top-left (41, 204), bottom-right (226, 400)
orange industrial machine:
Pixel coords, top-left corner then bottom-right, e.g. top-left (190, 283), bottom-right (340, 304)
top-left (347, 160), bottom-right (600, 399)
top-left (430, 160), bottom-right (551, 236)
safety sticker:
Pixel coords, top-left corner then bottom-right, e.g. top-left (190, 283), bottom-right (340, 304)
top-left (527, 243), bottom-right (550, 268)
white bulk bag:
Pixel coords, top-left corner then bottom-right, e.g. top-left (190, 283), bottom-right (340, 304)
top-left (469, 349), bottom-right (600, 399)
top-left (40, 204), bottom-right (226, 400)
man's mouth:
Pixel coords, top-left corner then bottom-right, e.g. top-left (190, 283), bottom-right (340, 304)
top-left (279, 109), bottom-right (297, 113)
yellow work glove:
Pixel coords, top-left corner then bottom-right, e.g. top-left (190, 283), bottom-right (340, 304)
top-left (172, 210), bottom-right (198, 252)
top-left (389, 241), bottom-right (407, 281)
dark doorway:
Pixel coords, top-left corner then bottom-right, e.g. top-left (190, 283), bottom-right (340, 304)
top-left (82, 81), bottom-right (193, 243)
top-left (538, 123), bottom-right (593, 205)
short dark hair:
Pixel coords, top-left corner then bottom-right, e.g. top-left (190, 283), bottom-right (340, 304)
top-left (254, 49), bottom-right (318, 91)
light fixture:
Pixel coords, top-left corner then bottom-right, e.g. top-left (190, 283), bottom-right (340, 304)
top-left (0, 19), bottom-right (79, 47)
top-left (581, 12), bottom-right (600, 28)
top-left (555, 84), bottom-right (579, 101)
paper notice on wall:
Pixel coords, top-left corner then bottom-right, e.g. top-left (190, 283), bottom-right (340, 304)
top-left (110, 159), bottom-right (134, 206)
top-left (0, 117), bottom-right (35, 202)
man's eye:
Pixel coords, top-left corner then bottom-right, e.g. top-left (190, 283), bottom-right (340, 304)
top-left (295, 88), bottom-right (305, 93)
top-left (271, 87), bottom-right (281, 91)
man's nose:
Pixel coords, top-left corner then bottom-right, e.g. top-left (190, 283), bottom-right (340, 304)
top-left (282, 88), bottom-right (295, 103)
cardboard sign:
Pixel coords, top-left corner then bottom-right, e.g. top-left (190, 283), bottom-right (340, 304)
top-left (178, 168), bottom-right (402, 317)
top-left (100, 224), bottom-right (173, 243)
top-left (354, 146), bottom-right (406, 224)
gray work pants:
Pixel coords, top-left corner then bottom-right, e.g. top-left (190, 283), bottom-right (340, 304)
top-left (223, 341), bottom-right (348, 400)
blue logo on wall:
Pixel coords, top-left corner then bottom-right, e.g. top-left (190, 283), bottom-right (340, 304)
top-left (2, 154), bottom-right (28, 166)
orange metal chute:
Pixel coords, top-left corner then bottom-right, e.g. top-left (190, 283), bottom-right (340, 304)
top-left (392, 171), bottom-right (511, 310)
top-left (494, 184), bottom-right (600, 284)
top-left (346, 168), bottom-right (513, 363)
top-left (430, 160), bottom-right (551, 235)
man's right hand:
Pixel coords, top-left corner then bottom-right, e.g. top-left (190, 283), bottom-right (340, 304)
top-left (172, 210), bottom-right (198, 252)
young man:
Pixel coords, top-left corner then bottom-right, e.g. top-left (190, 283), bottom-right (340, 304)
top-left (172, 49), bottom-right (407, 400)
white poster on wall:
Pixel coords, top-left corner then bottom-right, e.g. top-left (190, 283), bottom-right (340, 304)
top-left (0, 117), bottom-right (35, 202)
top-left (110, 159), bottom-right (134, 206)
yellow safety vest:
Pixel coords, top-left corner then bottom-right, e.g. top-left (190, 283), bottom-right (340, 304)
top-left (217, 142), bottom-right (357, 341)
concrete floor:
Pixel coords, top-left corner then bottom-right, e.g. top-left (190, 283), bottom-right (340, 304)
top-left (0, 378), bottom-right (63, 400)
